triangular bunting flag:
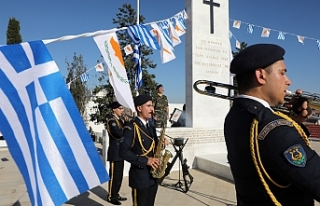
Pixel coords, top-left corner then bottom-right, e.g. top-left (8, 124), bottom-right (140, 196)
top-left (297, 35), bottom-right (305, 44)
top-left (183, 9), bottom-right (188, 19)
top-left (80, 73), bottom-right (89, 82)
top-left (233, 20), bottom-right (241, 29)
top-left (261, 28), bottom-right (270, 37)
top-left (247, 24), bottom-right (254, 34)
top-left (236, 40), bottom-right (241, 49)
top-left (317, 40), bottom-right (320, 50)
top-left (278, 32), bottom-right (286, 40)
top-left (95, 62), bottom-right (104, 72)
top-left (166, 19), bottom-right (181, 47)
top-left (151, 23), bottom-right (176, 64)
top-left (124, 44), bottom-right (133, 56)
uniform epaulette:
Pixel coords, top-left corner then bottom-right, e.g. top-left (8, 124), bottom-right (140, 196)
top-left (247, 106), bottom-right (271, 122)
top-left (107, 117), bottom-right (115, 123)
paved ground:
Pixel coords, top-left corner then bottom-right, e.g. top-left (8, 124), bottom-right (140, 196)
top-left (1, 141), bottom-right (320, 206)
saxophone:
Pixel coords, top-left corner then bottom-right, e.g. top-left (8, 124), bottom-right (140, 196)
top-left (151, 126), bottom-right (173, 178)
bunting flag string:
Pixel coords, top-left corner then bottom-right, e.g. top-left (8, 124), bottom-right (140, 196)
top-left (42, 9), bottom-right (187, 45)
top-left (230, 19), bottom-right (320, 49)
top-left (66, 61), bottom-right (105, 88)
top-left (229, 31), bottom-right (241, 50)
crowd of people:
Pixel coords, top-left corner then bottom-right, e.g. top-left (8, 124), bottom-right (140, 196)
top-left (104, 43), bottom-right (320, 206)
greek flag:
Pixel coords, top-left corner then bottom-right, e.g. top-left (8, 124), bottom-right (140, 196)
top-left (278, 32), bottom-right (286, 40)
top-left (0, 41), bottom-right (109, 206)
top-left (80, 72), bottom-right (89, 82)
top-left (127, 25), bottom-right (160, 50)
top-left (247, 24), bottom-right (254, 34)
top-left (133, 44), bottom-right (142, 90)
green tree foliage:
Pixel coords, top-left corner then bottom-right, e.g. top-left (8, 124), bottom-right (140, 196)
top-left (65, 53), bottom-right (89, 121)
top-left (6, 17), bottom-right (22, 45)
top-left (90, 4), bottom-right (159, 123)
top-left (232, 42), bottom-right (247, 95)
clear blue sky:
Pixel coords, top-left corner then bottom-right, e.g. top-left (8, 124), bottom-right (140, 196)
top-left (1, 0), bottom-right (320, 103)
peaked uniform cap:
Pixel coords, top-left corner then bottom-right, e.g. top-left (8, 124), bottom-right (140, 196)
top-left (134, 95), bottom-right (152, 106)
top-left (230, 44), bottom-right (285, 75)
top-left (110, 101), bottom-right (122, 109)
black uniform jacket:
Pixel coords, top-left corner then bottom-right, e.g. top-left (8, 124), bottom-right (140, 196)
top-left (224, 98), bottom-right (320, 206)
top-left (106, 115), bottom-right (124, 162)
top-left (120, 117), bottom-right (158, 189)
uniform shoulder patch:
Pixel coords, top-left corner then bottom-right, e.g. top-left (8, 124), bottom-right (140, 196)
top-left (283, 144), bottom-right (307, 167)
top-left (123, 126), bottom-right (132, 130)
top-left (112, 122), bottom-right (116, 127)
top-left (258, 119), bottom-right (293, 140)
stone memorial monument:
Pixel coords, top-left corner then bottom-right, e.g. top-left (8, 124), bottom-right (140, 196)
top-left (165, 0), bottom-right (232, 176)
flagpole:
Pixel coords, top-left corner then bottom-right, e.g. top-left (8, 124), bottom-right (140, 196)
top-left (137, 0), bottom-right (140, 24)
top-left (135, 0), bottom-right (140, 97)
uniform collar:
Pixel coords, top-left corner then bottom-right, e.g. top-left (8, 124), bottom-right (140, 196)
top-left (113, 114), bottom-right (120, 119)
top-left (137, 116), bottom-right (148, 126)
top-left (236, 94), bottom-right (273, 111)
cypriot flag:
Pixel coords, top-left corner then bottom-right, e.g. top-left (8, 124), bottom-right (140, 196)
top-left (261, 28), bottom-right (270, 38)
top-left (95, 62), bottom-right (104, 72)
top-left (173, 16), bottom-right (186, 37)
top-left (124, 44), bottom-right (133, 56)
top-left (151, 23), bottom-right (176, 64)
top-left (166, 19), bottom-right (181, 47)
top-left (93, 32), bottom-right (135, 111)
top-left (297, 35), bottom-right (305, 44)
top-left (232, 20), bottom-right (241, 29)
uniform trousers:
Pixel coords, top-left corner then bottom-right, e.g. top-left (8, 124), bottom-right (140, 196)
top-left (131, 182), bottom-right (158, 206)
top-left (108, 160), bottom-right (124, 201)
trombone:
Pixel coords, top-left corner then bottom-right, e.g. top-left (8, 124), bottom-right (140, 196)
top-left (193, 80), bottom-right (320, 115)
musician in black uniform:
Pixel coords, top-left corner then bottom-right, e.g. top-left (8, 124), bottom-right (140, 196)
top-left (120, 95), bottom-right (162, 206)
top-left (224, 44), bottom-right (320, 205)
top-left (106, 101), bottom-right (127, 205)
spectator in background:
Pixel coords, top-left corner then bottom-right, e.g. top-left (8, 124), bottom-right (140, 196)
top-left (153, 84), bottom-right (169, 128)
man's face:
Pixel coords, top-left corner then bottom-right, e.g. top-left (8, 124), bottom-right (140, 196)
top-left (113, 106), bottom-right (124, 117)
top-left (137, 100), bottom-right (154, 121)
top-left (264, 60), bottom-right (291, 106)
top-left (157, 86), bottom-right (164, 93)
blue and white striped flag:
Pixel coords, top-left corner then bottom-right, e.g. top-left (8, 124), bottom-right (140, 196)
top-left (0, 41), bottom-right (109, 206)
top-left (133, 44), bottom-right (142, 90)
top-left (278, 32), bottom-right (286, 40)
top-left (127, 25), bottom-right (161, 50)
top-left (80, 72), bottom-right (89, 82)
top-left (317, 40), bottom-right (320, 50)
top-left (247, 24), bottom-right (254, 34)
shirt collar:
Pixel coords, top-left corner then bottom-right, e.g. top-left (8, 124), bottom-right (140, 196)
top-left (137, 116), bottom-right (148, 126)
top-left (236, 94), bottom-right (274, 111)
top-left (113, 114), bottom-right (120, 119)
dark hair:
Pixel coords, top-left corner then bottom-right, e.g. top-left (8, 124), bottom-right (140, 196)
top-left (236, 66), bottom-right (273, 93)
top-left (156, 84), bottom-right (163, 90)
top-left (236, 72), bottom-right (255, 93)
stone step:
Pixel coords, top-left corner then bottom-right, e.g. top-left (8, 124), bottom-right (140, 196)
top-left (196, 153), bottom-right (234, 181)
top-left (0, 140), bottom-right (7, 148)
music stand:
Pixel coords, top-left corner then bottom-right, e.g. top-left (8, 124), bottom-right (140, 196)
top-left (159, 138), bottom-right (194, 193)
